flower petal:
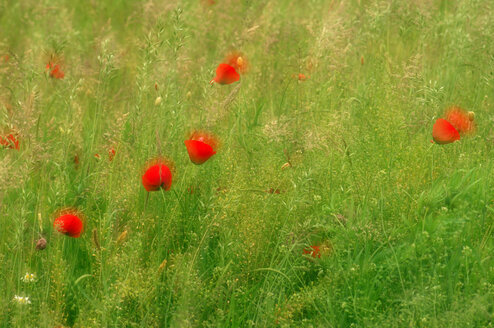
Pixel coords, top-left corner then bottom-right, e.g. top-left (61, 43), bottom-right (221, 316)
top-left (432, 118), bottom-right (460, 144)
top-left (184, 140), bottom-right (216, 165)
top-left (212, 63), bottom-right (240, 85)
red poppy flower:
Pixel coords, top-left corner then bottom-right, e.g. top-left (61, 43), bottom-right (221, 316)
top-left (109, 148), bottom-right (116, 161)
top-left (3, 55), bottom-right (8, 62)
top-left (53, 213), bottom-right (83, 238)
top-left (0, 134), bottom-right (19, 150)
top-left (224, 51), bottom-right (248, 74)
top-left (184, 131), bottom-right (218, 165)
top-left (432, 118), bottom-right (460, 144)
top-left (297, 73), bottom-right (308, 81)
top-left (46, 62), bottom-right (65, 79)
top-left (444, 106), bottom-right (475, 135)
top-left (142, 162), bottom-right (173, 192)
top-left (303, 245), bottom-right (321, 258)
top-left (210, 63), bottom-right (240, 85)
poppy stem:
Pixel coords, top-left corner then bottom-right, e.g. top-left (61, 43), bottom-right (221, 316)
top-left (342, 138), bottom-right (362, 205)
top-left (430, 146), bottom-right (435, 186)
top-left (155, 129), bottom-right (162, 157)
top-left (145, 192), bottom-right (149, 211)
top-left (171, 189), bottom-right (186, 213)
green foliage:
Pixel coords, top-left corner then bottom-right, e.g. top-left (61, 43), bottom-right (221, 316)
top-left (1, 0), bottom-right (494, 327)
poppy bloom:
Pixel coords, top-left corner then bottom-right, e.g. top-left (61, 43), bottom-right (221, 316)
top-left (184, 131), bottom-right (218, 165)
top-left (432, 118), bottom-right (460, 144)
top-left (142, 162), bottom-right (173, 191)
top-left (444, 106), bottom-right (475, 135)
top-left (224, 51), bottom-right (248, 74)
top-left (292, 73), bottom-right (309, 81)
top-left (303, 245), bottom-right (321, 258)
top-left (3, 55), bottom-right (8, 62)
top-left (210, 63), bottom-right (240, 85)
top-left (46, 62), bottom-right (65, 79)
top-left (0, 134), bottom-right (19, 150)
top-left (53, 213), bottom-right (83, 238)
top-left (109, 148), bottom-right (116, 161)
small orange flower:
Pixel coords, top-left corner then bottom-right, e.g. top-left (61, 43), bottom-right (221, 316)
top-left (292, 73), bottom-right (309, 81)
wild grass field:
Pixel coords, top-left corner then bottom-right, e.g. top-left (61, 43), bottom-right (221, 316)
top-left (1, 0), bottom-right (494, 327)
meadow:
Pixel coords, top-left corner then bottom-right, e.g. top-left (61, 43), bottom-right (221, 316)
top-left (1, 0), bottom-right (494, 327)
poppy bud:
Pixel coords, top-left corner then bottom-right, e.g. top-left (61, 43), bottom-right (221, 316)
top-left (35, 238), bottom-right (47, 250)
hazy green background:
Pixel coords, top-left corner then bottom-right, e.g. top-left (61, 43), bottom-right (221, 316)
top-left (1, 0), bottom-right (494, 327)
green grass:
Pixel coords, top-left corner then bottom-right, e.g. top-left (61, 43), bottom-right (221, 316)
top-left (1, 0), bottom-right (494, 327)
